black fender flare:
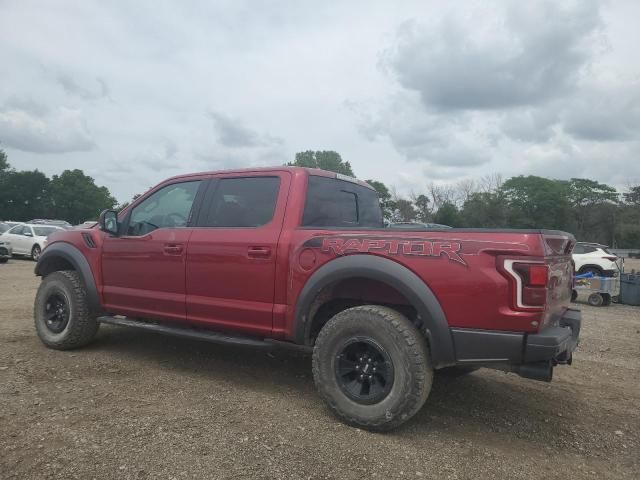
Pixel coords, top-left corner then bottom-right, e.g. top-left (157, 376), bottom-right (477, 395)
top-left (34, 242), bottom-right (100, 313)
top-left (293, 254), bottom-right (456, 368)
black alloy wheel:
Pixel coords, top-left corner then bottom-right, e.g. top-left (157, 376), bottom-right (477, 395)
top-left (44, 292), bottom-right (70, 333)
top-left (334, 338), bottom-right (394, 405)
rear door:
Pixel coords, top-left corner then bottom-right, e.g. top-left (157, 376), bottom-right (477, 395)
top-left (186, 172), bottom-right (290, 335)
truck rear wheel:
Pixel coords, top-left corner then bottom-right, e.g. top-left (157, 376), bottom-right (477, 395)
top-left (34, 270), bottom-right (99, 350)
top-left (312, 305), bottom-right (432, 431)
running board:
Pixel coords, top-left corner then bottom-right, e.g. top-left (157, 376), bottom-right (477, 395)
top-left (97, 316), bottom-right (312, 353)
top-left (98, 316), bottom-right (269, 348)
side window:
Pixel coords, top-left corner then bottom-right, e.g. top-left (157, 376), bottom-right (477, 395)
top-left (582, 246), bottom-right (597, 254)
top-left (126, 181), bottom-right (201, 236)
top-left (302, 175), bottom-right (383, 228)
top-left (573, 245), bottom-right (584, 254)
top-left (9, 225), bottom-right (24, 235)
top-left (203, 177), bottom-right (280, 227)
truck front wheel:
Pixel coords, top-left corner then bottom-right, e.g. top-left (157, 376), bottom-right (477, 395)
top-left (34, 270), bottom-right (99, 350)
top-left (312, 305), bottom-right (433, 431)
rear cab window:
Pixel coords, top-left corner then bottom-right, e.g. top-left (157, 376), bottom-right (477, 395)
top-left (201, 176), bottom-right (281, 228)
top-left (302, 175), bottom-right (383, 228)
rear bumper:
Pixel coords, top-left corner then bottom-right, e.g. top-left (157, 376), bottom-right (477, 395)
top-left (450, 308), bottom-right (581, 382)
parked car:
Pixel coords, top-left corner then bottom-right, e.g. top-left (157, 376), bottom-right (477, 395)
top-left (389, 222), bottom-right (453, 230)
top-left (572, 242), bottom-right (621, 277)
top-left (73, 221), bottom-right (98, 229)
top-left (28, 219), bottom-right (73, 229)
top-left (0, 237), bottom-right (12, 263)
top-left (1, 223), bottom-right (65, 260)
top-left (33, 167), bottom-right (580, 431)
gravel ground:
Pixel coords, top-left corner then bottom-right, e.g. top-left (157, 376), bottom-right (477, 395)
top-left (623, 258), bottom-right (640, 273)
top-left (1, 259), bottom-right (639, 479)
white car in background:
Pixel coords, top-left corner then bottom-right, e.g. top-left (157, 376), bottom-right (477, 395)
top-left (0, 224), bottom-right (64, 261)
top-left (572, 242), bottom-right (621, 277)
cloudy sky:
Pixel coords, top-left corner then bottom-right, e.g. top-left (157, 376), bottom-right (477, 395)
top-left (1, 0), bottom-right (639, 202)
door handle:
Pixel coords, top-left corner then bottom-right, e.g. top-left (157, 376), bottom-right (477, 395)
top-left (247, 246), bottom-right (271, 258)
top-left (163, 244), bottom-right (184, 255)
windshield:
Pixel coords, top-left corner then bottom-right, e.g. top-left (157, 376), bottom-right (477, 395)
top-left (33, 226), bottom-right (60, 237)
top-left (0, 224), bottom-right (9, 233)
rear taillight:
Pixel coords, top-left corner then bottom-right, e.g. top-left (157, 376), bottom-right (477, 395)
top-left (602, 256), bottom-right (617, 262)
top-left (504, 260), bottom-right (549, 310)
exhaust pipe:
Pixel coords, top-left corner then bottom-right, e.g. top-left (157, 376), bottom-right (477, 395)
top-left (514, 361), bottom-right (553, 382)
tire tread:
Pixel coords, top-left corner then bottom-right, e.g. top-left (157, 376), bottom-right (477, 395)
top-left (34, 270), bottom-right (98, 350)
top-left (312, 305), bottom-right (432, 431)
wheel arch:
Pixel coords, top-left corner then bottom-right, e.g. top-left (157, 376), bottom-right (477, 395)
top-left (293, 254), bottom-right (456, 368)
top-left (35, 242), bottom-right (100, 313)
top-left (577, 264), bottom-right (604, 274)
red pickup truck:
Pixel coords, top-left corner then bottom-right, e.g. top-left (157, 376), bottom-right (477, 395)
top-left (33, 167), bottom-right (581, 430)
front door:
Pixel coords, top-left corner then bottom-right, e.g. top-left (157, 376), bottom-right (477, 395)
top-left (101, 180), bottom-right (204, 321)
top-left (5, 225), bottom-right (27, 254)
top-left (186, 173), bottom-right (289, 335)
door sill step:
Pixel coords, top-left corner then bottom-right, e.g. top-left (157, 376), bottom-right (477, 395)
top-left (98, 316), bottom-right (270, 348)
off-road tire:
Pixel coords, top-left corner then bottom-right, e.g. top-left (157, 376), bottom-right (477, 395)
top-left (312, 305), bottom-right (432, 431)
top-left (34, 270), bottom-right (99, 350)
top-left (438, 366), bottom-right (479, 377)
top-left (31, 244), bottom-right (41, 261)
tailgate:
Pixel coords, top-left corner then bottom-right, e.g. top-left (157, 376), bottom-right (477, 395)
top-left (542, 234), bottom-right (576, 326)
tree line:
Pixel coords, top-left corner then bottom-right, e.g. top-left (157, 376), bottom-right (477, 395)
top-left (0, 149), bottom-right (116, 225)
top-left (2, 148), bottom-right (638, 247)
top-left (289, 150), bottom-right (640, 248)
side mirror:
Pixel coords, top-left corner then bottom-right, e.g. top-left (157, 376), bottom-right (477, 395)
top-left (99, 209), bottom-right (119, 236)
top-left (24, 231), bottom-right (33, 237)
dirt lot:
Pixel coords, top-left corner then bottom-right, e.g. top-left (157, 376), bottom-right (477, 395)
top-left (1, 260), bottom-right (639, 479)
top-left (624, 257), bottom-right (640, 273)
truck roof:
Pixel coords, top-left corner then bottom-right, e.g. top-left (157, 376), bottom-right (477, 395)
top-left (161, 166), bottom-right (375, 190)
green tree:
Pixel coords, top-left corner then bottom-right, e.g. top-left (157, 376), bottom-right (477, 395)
top-left (0, 170), bottom-right (50, 220)
top-left (624, 185), bottom-right (640, 206)
top-left (49, 169), bottom-right (116, 224)
top-left (500, 176), bottom-right (572, 229)
top-left (567, 178), bottom-right (619, 242)
top-left (433, 202), bottom-right (461, 227)
top-left (288, 150), bottom-right (354, 176)
top-left (366, 179), bottom-right (395, 218)
top-left (617, 185), bottom-right (640, 247)
top-left (461, 192), bottom-right (507, 228)
top-left (0, 149), bottom-right (9, 175)
top-left (413, 194), bottom-right (431, 222)
top-left (393, 198), bottom-right (416, 222)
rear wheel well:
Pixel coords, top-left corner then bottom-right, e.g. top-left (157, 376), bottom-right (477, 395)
top-left (306, 277), bottom-right (420, 345)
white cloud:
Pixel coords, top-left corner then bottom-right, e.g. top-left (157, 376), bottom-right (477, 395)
top-left (0, 0), bottom-right (639, 201)
top-left (0, 106), bottom-right (94, 154)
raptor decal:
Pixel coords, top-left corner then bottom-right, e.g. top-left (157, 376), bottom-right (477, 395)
top-left (302, 235), bottom-right (466, 265)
